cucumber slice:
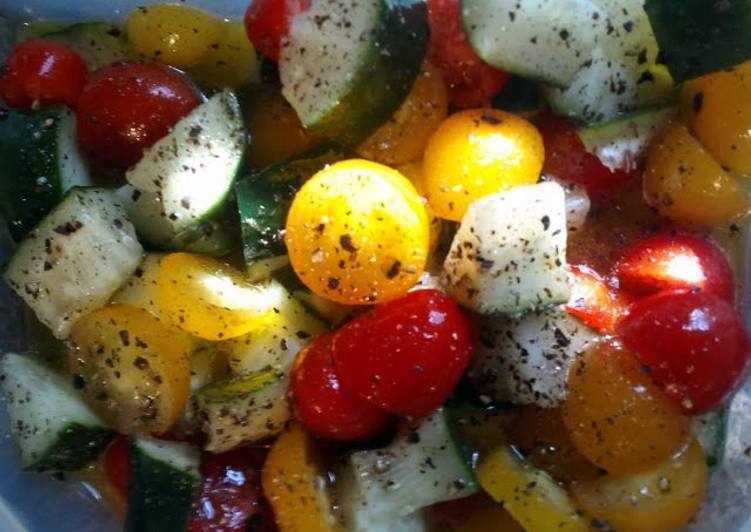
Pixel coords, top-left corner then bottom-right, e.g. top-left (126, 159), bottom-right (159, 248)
top-left (443, 182), bottom-right (570, 316)
top-left (692, 407), bottom-right (727, 467)
top-left (280, 0), bottom-right (429, 146)
top-left (461, 0), bottom-right (608, 88)
top-left (43, 22), bottom-right (133, 70)
top-left (576, 107), bottom-right (675, 172)
top-left (3, 188), bottom-right (143, 338)
top-left (1, 353), bottom-right (113, 472)
top-left (195, 370), bottom-right (290, 452)
top-left (0, 106), bottom-right (91, 241)
top-left (469, 308), bottom-right (601, 408)
top-left (124, 89), bottom-right (245, 251)
top-left (110, 253), bottom-right (167, 321)
top-left (645, 0), bottom-right (751, 82)
top-left (126, 437), bottom-right (201, 532)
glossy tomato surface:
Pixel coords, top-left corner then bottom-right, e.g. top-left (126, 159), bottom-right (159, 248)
top-left (617, 290), bottom-right (751, 414)
top-left (76, 62), bottom-right (201, 169)
top-left (244, 0), bottom-right (309, 62)
top-left (103, 436), bottom-right (130, 499)
top-left (333, 289), bottom-right (473, 417)
top-left (564, 265), bottom-right (631, 333)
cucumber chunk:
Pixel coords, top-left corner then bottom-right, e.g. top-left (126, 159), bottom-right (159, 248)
top-left (43, 22), bottom-right (133, 70)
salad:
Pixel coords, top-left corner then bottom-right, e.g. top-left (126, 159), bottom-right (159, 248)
top-left (0, 0), bottom-right (750, 531)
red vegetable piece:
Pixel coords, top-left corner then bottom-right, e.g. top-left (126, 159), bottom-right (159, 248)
top-left (0, 38), bottom-right (88, 109)
top-left (617, 290), bottom-right (751, 414)
top-left (333, 289), bottom-right (473, 417)
top-left (426, 0), bottom-right (509, 108)
top-left (291, 333), bottom-right (391, 441)
top-left (244, 0), bottom-right (310, 62)
top-left (564, 265), bottom-right (631, 333)
top-left (103, 435), bottom-right (130, 499)
top-left (614, 232), bottom-right (735, 303)
top-left (76, 62), bottom-right (201, 169)
top-left (537, 112), bottom-right (636, 197)
top-left (187, 447), bottom-right (277, 532)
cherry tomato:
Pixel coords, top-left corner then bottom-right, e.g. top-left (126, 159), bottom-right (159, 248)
top-left (614, 233), bottom-right (735, 303)
top-left (187, 448), bottom-right (277, 532)
top-left (564, 265), bottom-right (631, 333)
top-left (290, 333), bottom-right (391, 441)
top-left (426, 0), bottom-right (508, 107)
top-left (244, 0), bottom-right (309, 62)
top-left (617, 290), bottom-right (751, 414)
top-left (103, 435), bottom-right (130, 499)
top-left (537, 112), bottom-right (636, 197)
top-left (0, 38), bottom-right (87, 109)
top-left (76, 62), bottom-right (201, 169)
top-left (333, 289), bottom-right (473, 417)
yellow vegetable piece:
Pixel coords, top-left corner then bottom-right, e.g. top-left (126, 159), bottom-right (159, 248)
top-left (357, 61), bottom-right (448, 166)
top-left (126, 3), bottom-right (225, 68)
top-left (69, 304), bottom-right (191, 435)
top-left (477, 445), bottom-right (588, 532)
top-left (681, 61), bottom-right (751, 175)
top-left (572, 440), bottom-right (707, 532)
top-left (423, 108), bottom-right (544, 221)
top-left (111, 253), bottom-right (166, 322)
top-left (263, 424), bottom-right (340, 532)
top-left (644, 121), bottom-right (749, 227)
top-left (285, 159), bottom-right (430, 305)
top-left (395, 160), bottom-right (442, 256)
top-left (158, 253), bottom-right (282, 340)
top-left (188, 21), bottom-right (260, 88)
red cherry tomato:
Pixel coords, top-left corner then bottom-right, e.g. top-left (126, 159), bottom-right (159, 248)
top-left (564, 265), bottom-right (631, 333)
top-left (187, 448), bottom-right (277, 532)
top-left (0, 39), bottom-right (88, 109)
top-left (537, 112), bottom-right (636, 197)
top-left (291, 333), bottom-right (391, 441)
top-left (76, 62), bottom-right (201, 169)
top-left (333, 289), bottom-right (473, 417)
top-left (426, 0), bottom-right (509, 108)
top-left (614, 232), bottom-right (735, 303)
top-left (103, 435), bottom-right (130, 499)
top-left (244, 0), bottom-right (309, 62)
top-left (617, 290), bottom-right (751, 414)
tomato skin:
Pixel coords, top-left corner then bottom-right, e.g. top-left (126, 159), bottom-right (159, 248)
top-left (614, 233), bottom-right (735, 303)
top-left (564, 265), bottom-right (631, 333)
top-left (537, 112), bottom-right (636, 197)
top-left (333, 289), bottom-right (473, 417)
top-left (244, 0), bottom-right (309, 62)
top-left (426, 0), bottom-right (508, 108)
top-left (617, 290), bottom-right (751, 414)
top-left (76, 62), bottom-right (201, 169)
top-left (103, 435), bottom-right (130, 499)
top-left (0, 39), bottom-right (88, 109)
top-left (187, 448), bottom-right (277, 532)
top-left (291, 333), bottom-right (391, 441)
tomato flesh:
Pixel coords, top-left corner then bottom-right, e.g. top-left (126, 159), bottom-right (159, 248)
top-left (244, 0), bottom-right (309, 62)
top-left (76, 62), bottom-right (201, 169)
top-left (0, 38), bottom-right (88, 110)
top-left (564, 265), bottom-right (631, 333)
top-left (291, 333), bottom-right (391, 441)
top-left (103, 435), bottom-right (130, 499)
top-left (617, 289), bottom-right (751, 414)
top-left (333, 289), bottom-right (473, 417)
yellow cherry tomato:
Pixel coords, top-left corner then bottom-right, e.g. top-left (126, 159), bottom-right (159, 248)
top-left (188, 21), bottom-right (260, 88)
top-left (126, 3), bottom-right (225, 68)
top-left (246, 88), bottom-right (321, 169)
top-left (562, 342), bottom-right (690, 475)
top-left (263, 424), bottom-right (340, 532)
top-left (681, 61), bottom-right (751, 175)
top-left (357, 61), bottom-right (448, 166)
top-left (158, 253), bottom-right (282, 340)
top-left (285, 159), bottom-right (429, 305)
top-left (644, 121), bottom-right (749, 227)
top-left (572, 440), bottom-right (707, 532)
top-left (395, 160), bottom-right (442, 256)
top-left (69, 304), bottom-right (191, 435)
top-left (423, 108), bottom-right (544, 221)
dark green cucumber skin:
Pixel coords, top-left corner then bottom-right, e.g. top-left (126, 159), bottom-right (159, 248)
top-left (25, 425), bottom-right (113, 473)
top-left (125, 441), bottom-right (200, 532)
top-left (301, 0), bottom-right (429, 147)
top-left (0, 107), bottom-right (65, 241)
top-left (235, 146), bottom-right (344, 265)
top-left (645, 0), bottom-right (751, 82)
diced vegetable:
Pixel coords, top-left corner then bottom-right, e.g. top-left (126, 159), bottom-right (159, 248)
top-left (187, 21), bottom-right (261, 88)
top-left (443, 182), bottom-right (570, 315)
top-left (539, 176), bottom-right (591, 233)
top-left (1, 353), bottom-right (114, 472)
top-left (43, 22), bottom-right (133, 70)
top-left (293, 289), bottom-right (354, 326)
top-left (3, 188), bottom-right (142, 339)
top-left (111, 253), bottom-right (168, 322)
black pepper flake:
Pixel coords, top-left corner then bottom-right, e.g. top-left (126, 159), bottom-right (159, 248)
top-left (541, 215), bottom-right (550, 230)
top-left (327, 277), bottom-right (340, 289)
top-left (693, 92), bottom-right (704, 114)
top-left (134, 356), bottom-right (149, 370)
top-left (53, 221), bottom-right (83, 236)
top-left (72, 374), bottom-right (86, 390)
top-left (340, 234), bottom-right (357, 252)
top-left (480, 113), bottom-right (502, 125)
top-left (118, 330), bottom-right (130, 346)
top-left (559, 29), bottom-right (570, 41)
top-left (386, 260), bottom-right (402, 279)
top-left (295, 330), bottom-right (311, 339)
